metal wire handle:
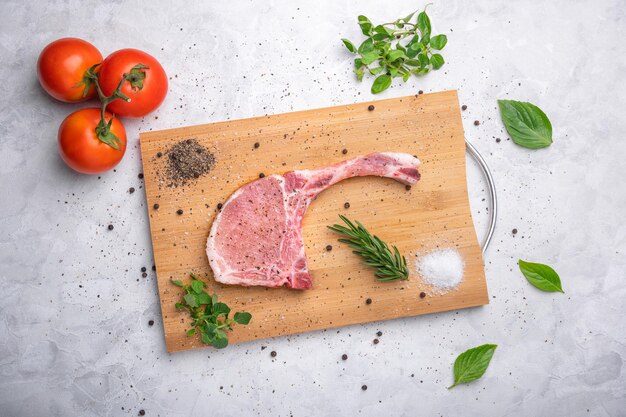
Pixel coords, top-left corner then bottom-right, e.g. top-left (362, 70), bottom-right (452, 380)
top-left (465, 140), bottom-right (497, 254)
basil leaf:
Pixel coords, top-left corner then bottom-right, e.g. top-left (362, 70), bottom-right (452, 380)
top-left (171, 279), bottom-right (184, 287)
top-left (354, 58), bottom-right (363, 69)
top-left (371, 74), bottom-right (392, 94)
top-left (431, 54), bottom-right (445, 69)
top-left (183, 293), bottom-right (198, 308)
top-left (449, 344), bottom-right (497, 389)
top-left (417, 11), bottom-right (431, 37)
top-left (402, 72), bottom-right (410, 82)
top-left (186, 328), bottom-right (195, 336)
top-left (430, 34), bottom-right (448, 50)
top-left (358, 15), bottom-right (373, 35)
top-left (234, 311), bottom-right (252, 325)
top-left (518, 260), bottom-right (564, 293)
top-left (372, 33), bottom-right (390, 41)
top-left (368, 66), bottom-right (384, 75)
top-left (497, 100), bottom-right (553, 149)
top-left (341, 39), bottom-right (356, 53)
top-left (191, 279), bottom-right (204, 294)
top-left (213, 302), bottom-right (231, 316)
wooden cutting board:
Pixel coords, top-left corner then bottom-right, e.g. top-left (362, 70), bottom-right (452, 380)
top-left (140, 90), bottom-right (488, 353)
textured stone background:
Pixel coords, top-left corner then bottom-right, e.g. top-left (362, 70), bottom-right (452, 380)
top-left (1, 0), bottom-right (625, 416)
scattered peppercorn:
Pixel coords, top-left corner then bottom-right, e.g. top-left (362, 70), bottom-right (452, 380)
top-left (138, 173), bottom-right (144, 179)
top-left (512, 228), bottom-right (518, 235)
top-left (361, 385), bottom-right (368, 391)
top-left (152, 265), bottom-right (156, 271)
top-left (496, 138), bottom-right (501, 143)
top-left (254, 142), bottom-right (260, 149)
top-left (270, 351), bottom-right (277, 357)
top-left (344, 202), bottom-right (350, 209)
top-left (156, 152), bottom-right (163, 158)
top-left (129, 187), bottom-right (135, 194)
top-left (368, 105), bottom-right (375, 111)
top-left (259, 173), bottom-right (265, 178)
top-left (148, 320), bottom-right (154, 326)
top-left (342, 354), bottom-right (348, 360)
top-left (405, 185), bottom-right (411, 191)
top-left (217, 203), bottom-right (223, 210)
top-left (107, 224), bottom-right (114, 230)
top-left (342, 148), bottom-right (348, 155)
top-left (141, 267), bottom-right (147, 272)
top-left (153, 203), bottom-right (160, 210)
top-left (176, 209), bottom-right (183, 215)
top-left (326, 245), bottom-right (332, 252)
top-left (142, 272), bottom-right (147, 278)
top-left (139, 410), bottom-right (145, 416)
top-left (365, 298), bottom-right (372, 305)
top-left (461, 105), bottom-right (467, 111)
top-left (474, 120), bottom-right (480, 126)
top-left (376, 331), bottom-right (382, 337)
top-left (373, 338), bottom-right (379, 344)
top-left (418, 90), bottom-right (423, 94)
top-left (419, 292), bottom-right (426, 298)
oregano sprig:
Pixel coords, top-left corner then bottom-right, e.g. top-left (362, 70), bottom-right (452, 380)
top-left (171, 273), bottom-right (252, 349)
top-left (341, 5), bottom-right (448, 94)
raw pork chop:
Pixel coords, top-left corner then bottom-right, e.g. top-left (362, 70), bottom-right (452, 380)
top-left (206, 152), bottom-right (421, 289)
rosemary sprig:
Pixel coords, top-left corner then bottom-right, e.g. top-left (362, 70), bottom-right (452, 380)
top-left (328, 215), bottom-right (409, 282)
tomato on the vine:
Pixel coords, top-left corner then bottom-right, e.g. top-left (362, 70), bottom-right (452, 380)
top-left (58, 108), bottom-right (126, 174)
top-left (98, 49), bottom-right (168, 117)
top-left (37, 38), bottom-right (102, 102)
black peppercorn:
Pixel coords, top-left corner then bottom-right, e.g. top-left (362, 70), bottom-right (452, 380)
top-left (271, 351), bottom-right (277, 357)
top-left (342, 354), bottom-right (348, 360)
top-left (176, 209), bottom-right (183, 215)
top-left (461, 105), bottom-right (467, 111)
top-left (368, 105), bottom-right (375, 111)
top-left (342, 149), bottom-right (348, 155)
top-left (344, 202), bottom-right (350, 209)
top-left (153, 203), bottom-right (160, 210)
top-left (326, 245), bottom-right (332, 252)
top-left (107, 224), bottom-right (114, 230)
top-left (365, 298), bottom-right (372, 305)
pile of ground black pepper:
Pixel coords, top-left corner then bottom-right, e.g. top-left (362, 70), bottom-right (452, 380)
top-left (162, 138), bottom-right (215, 187)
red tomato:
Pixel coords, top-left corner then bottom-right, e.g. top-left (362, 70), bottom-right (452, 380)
top-left (37, 38), bottom-right (102, 102)
top-left (58, 108), bottom-right (127, 174)
top-left (98, 49), bottom-right (168, 117)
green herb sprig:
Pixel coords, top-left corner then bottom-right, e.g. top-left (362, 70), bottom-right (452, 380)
top-left (328, 215), bottom-right (408, 282)
top-left (341, 5), bottom-right (447, 94)
top-left (171, 274), bottom-right (252, 349)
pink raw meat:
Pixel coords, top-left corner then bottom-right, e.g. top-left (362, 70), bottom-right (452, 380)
top-left (206, 152), bottom-right (421, 289)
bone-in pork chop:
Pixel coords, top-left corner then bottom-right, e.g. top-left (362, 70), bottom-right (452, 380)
top-left (206, 152), bottom-right (421, 289)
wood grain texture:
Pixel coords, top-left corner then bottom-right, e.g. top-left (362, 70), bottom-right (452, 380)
top-left (139, 90), bottom-right (488, 353)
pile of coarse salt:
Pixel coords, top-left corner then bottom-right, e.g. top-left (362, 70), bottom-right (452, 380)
top-left (416, 248), bottom-right (465, 293)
